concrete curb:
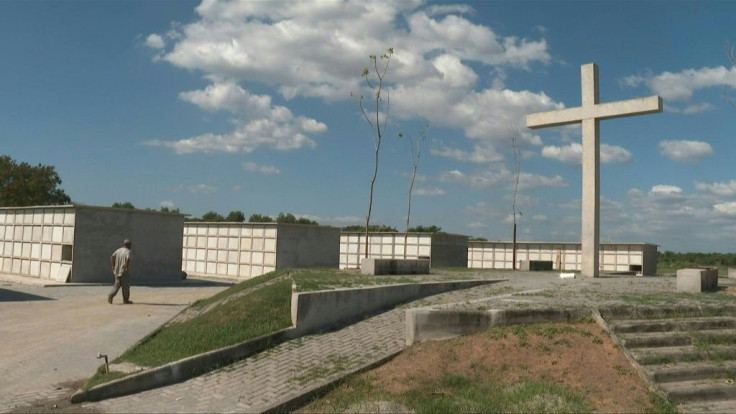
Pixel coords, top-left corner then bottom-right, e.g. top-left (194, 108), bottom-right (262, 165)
top-left (71, 328), bottom-right (298, 403)
top-left (292, 279), bottom-right (502, 335)
top-left (71, 279), bottom-right (495, 404)
top-left (406, 306), bottom-right (592, 344)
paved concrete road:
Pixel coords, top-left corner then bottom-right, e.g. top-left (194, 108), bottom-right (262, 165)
top-left (0, 276), bottom-right (230, 412)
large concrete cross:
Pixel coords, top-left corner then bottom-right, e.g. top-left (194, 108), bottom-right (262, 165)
top-left (526, 63), bottom-right (662, 277)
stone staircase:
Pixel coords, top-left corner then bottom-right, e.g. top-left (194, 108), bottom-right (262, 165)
top-left (602, 307), bottom-right (736, 413)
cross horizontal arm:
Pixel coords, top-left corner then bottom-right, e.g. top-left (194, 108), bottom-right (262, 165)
top-left (593, 95), bottom-right (662, 120)
top-left (526, 107), bottom-right (584, 129)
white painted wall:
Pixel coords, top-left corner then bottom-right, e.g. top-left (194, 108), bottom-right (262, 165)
top-left (339, 233), bottom-right (469, 269)
top-left (0, 206), bottom-right (75, 281)
top-left (468, 241), bottom-right (657, 275)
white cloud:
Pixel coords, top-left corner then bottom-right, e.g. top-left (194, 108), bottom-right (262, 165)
top-left (438, 167), bottom-right (564, 190)
top-left (242, 161), bottom-right (280, 175)
top-left (145, 33), bottom-right (165, 49)
top-left (159, 200), bottom-right (175, 209)
top-left (175, 184), bottom-right (217, 194)
top-left (541, 143), bottom-right (631, 165)
top-left (147, 1), bottom-right (557, 154)
top-left (666, 102), bottom-right (715, 114)
top-left (145, 82), bottom-right (326, 154)
top-left (658, 140), bottom-right (713, 164)
top-left (414, 187), bottom-right (445, 196)
top-left (621, 65), bottom-right (736, 101)
top-left (714, 201), bottom-right (736, 216)
top-left (695, 180), bottom-right (736, 197)
top-left (430, 144), bottom-right (503, 163)
top-left (518, 172), bottom-right (566, 190)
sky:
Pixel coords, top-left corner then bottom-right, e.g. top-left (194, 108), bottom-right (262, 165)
top-left (1, 0), bottom-right (735, 253)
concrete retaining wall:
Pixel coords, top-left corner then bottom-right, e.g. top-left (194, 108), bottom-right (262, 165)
top-left (406, 307), bottom-right (592, 345)
top-left (291, 280), bottom-right (500, 335)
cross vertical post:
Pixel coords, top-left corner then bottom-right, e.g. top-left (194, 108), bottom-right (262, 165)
top-left (526, 63), bottom-right (662, 277)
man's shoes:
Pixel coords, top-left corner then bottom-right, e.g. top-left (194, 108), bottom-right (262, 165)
top-left (107, 296), bottom-right (113, 304)
top-left (123, 300), bottom-right (133, 304)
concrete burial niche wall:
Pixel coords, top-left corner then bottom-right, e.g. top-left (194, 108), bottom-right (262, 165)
top-left (182, 223), bottom-right (340, 280)
top-left (0, 205), bottom-right (184, 283)
top-left (468, 241), bottom-right (658, 276)
top-left (72, 207), bottom-right (184, 283)
top-left (0, 206), bottom-right (75, 282)
top-left (339, 232), bottom-right (469, 269)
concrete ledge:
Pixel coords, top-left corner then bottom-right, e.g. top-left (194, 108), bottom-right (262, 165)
top-left (406, 307), bottom-right (591, 345)
top-left (292, 280), bottom-right (501, 335)
top-left (360, 258), bottom-right (430, 275)
top-left (519, 260), bottom-right (553, 271)
top-left (71, 327), bottom-right (298, 403)
top-left (677, 268), bottom-right (718, 292)
top-left (599, 304), bottom-right (736, 320)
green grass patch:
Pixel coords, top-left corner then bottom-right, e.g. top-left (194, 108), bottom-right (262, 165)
top-left (191, 268), bottom-right (292, 308)
top-left (116, 278), bottom-right (293, 367)
top-left (83, 367), bottom-right (129, 391)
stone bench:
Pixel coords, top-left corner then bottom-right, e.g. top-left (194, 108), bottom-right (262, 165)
top-left (361, 258), bottom-right (430, 275)
top-left (676, 268), bottom-right (718, 292)
top-left (519, 260), bottom-right (553, 271)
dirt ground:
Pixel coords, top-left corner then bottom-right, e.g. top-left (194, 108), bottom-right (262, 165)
top-left (310, 322), bottom-right (657, 413)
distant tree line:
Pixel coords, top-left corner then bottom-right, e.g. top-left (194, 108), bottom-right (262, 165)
top-left (341, 224), bottom-right (443, 233)
top-left (658, 251), bottom-right (736, 267)
top-left (184, 210), bottom-right (318, 225)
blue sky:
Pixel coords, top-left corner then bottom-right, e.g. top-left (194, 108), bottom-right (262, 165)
top-left (1, 1), bottom-right (735, 252)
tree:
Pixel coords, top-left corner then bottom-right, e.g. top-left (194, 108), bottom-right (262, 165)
top-left (0, 155), bottom-right (71, 207)
top-left (342, 224), bottom-right (398, 232)
top-left (112, 202), bottom-right (136, 209)
top-left (508, 123), bottom-right (522, 270)
top-left (399, 123), bottom-right (429, 257)
top-left (160, 206), bottom-right (180, 213)
top-left (226, 210), bottom-right (246, 222)
top-left (408, 225), bottom-right (443, 233)
top-left (249, 213), bottom-right (274, 223)
top-left (275, 212), bottom-right (318, 225)
top-left (352, 47), bottom-right (394, 258)
top-left (201, 211), bottom-right (225, 222)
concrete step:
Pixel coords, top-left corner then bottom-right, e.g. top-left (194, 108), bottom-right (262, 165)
top-left (661, 379), bottom-right (736, 403)
top-left (631, 345), bottom-right (736, 365)
top-left (677, 398), bottom-right (736, 413)
top-left (610, 316), bottom-right (736, 334)
top-left (647, 362), bottom-right (736, 383)
top-left (620, 332), bottom-right (692, 348)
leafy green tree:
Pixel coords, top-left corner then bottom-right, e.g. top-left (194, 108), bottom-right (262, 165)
top-left (160, 206), bottom-right (181, 213)
top-left (201, 211), bottom-right (225, 222)
top-left (112, 202), bottom-right (136, 209)
top-left (297, 217), bottom-right (318, 225)
top-left (276, 212), bottom-right (297, 224)
top-left (407, 225), bottom-right (443, 233)
top-left (343, 224), bottom-right (397, 232)
top-left (352, 47), bottom-right (394, 258)
top-left (0, 155), bottom-right (71, 207)
top-left (226, 210), bottom-right (246, 222)
top-left (249, 213), bottom-right (274, 223)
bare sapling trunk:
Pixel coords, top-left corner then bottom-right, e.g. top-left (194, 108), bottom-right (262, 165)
top-left (353, 48), bottom-right (393, 259)
top-left (509, 123), bottom-right (522, 270)
top-left (401, 124), bottom-right (429, 258)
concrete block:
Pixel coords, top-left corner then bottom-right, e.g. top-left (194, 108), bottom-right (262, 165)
top-left (360, 258), bottom-right (430, 275)
top-left (729, 267), bottom-right (736, 279)
top-left (519, 260), bottom-right (553, 271)
top-left (677, 268), bottom-right (718, 292)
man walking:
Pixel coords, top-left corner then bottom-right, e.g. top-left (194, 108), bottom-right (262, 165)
top-left (108, 239), bottom-right (133, 304)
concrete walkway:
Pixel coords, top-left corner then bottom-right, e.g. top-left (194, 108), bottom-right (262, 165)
top-left (0, 275), bottom-right (231, 412)
top-left (4, 271), bottom-right (733, 413)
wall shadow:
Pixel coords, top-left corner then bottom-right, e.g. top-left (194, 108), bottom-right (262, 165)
top-left (0, 288), bottom-right (54, 302)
